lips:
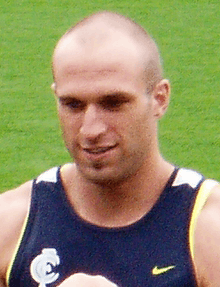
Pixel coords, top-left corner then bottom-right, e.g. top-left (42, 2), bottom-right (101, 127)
top-left (83, 145), bottom-right (116, 154)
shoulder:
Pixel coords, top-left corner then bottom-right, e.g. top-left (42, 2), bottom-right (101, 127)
top-left (193, 181), bottom-right (220, 286)
top-left (0, 180), bottom-right (33, 224)
top-left (0, 165), bottom-right (66, 284)
top-left (0, 181), bottom-right (33, 282)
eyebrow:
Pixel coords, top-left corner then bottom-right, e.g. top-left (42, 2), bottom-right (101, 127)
top-left (58, 95), bottom-right (80, 101)
top-left (58, 91), bottom-right (134, 100)
top-left (99, 93), bottom-right (133, 102)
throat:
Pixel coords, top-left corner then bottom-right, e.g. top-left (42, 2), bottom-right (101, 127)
top-left (71, 178), bottom-right (164, 228)
top-left (62, 162), bottom-right (175, 228)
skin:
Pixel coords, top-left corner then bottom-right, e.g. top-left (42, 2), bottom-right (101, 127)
top-left (194, 184), bottom-right (220, 286)
top-left (0, 181), bottom-right (32, 286)
top-left (0, 11), bottom-right (220, 287)
top-left (52, 20), bottom-right (173, 227)
top-left (57, 273), bottom-right (118, 287)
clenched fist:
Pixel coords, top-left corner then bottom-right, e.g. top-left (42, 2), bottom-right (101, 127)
top-left (57, 273), bottom-right (118, 287)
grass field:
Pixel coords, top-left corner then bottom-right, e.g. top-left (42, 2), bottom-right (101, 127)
top-left (1, 0), bottom-right (219, 192)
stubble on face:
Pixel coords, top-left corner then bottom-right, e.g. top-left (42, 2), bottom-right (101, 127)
top-left (53, 19), bottom-right (161, 186)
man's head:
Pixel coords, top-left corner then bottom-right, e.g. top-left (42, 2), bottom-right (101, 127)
top-left (53, 11), bottom-right (164, 95)
top-left (52, 11), bottom-right (170, 184)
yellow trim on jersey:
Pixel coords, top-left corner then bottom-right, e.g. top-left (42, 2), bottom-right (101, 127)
top-left (6, 207), bottom-right (30, 286)
top-left (189, 179), bottom-right (218, 261)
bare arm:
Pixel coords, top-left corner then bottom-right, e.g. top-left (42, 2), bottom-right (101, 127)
top-left (0, 181), bottom-right (32, 286)
top-left (194, 184), bottom-right (220, 286)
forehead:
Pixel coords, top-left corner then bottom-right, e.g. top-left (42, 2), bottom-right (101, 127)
top-left (53, 29), bottom-right (148, 98)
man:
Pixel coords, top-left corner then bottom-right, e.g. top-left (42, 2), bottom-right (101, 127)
top-left (0, 11), bottom-right (219, 287)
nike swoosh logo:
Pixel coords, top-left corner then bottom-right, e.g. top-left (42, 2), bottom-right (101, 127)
top-left (152, 265), bottom-right (175, 275)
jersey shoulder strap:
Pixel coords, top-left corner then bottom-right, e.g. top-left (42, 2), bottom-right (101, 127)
top-left (189, 178), bottom-right (219, 260)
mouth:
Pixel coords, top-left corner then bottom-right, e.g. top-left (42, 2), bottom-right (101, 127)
top-left (83, 145), bottom-right (117, 155)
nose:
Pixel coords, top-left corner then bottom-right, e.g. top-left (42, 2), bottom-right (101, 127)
top-left (79, 104), bottom-right (107, 144)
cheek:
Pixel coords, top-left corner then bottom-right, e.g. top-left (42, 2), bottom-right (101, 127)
top-left (128, 109), bottom-right (152, 139)
top-left (122, 109), bottom-right (155, 158)
top-left (58, 110), bottom-right (80, 142)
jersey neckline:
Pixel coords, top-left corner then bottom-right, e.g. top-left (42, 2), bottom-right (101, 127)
top-left (57, 166), bottom-right (179, 233)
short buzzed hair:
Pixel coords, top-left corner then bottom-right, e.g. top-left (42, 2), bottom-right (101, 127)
top-left (53, 11), bottom-right (163, 94)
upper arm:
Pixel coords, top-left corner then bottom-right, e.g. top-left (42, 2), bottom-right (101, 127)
top-left (194, 184), bottom-right (220, 286)
top-left (0, 181), bottom-right (32, 285)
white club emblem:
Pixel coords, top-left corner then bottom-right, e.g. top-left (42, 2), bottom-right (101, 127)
top-left (30, 248), bottom-right (60, 287)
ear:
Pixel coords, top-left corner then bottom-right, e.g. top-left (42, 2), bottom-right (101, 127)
top-left (51, 82), bottom-right (56, 92)
top-left (152, 79), bottom-right (170, 119)
top-left (51, 83), bottom-right (59, 105)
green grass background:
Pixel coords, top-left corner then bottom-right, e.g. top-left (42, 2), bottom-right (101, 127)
top-left (1, 0), bottom-right (219, 192)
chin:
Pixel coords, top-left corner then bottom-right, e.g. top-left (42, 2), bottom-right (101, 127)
top-left (78, 164), bottom-right (129, 186)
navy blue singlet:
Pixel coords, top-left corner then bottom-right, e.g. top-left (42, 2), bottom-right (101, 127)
top-left (8, 166), bottom-right (205, 286)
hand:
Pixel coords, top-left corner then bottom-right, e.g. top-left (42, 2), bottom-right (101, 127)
top-left (57, 273), bottom-right (118, 287)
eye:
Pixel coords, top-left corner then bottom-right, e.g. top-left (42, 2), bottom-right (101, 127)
top-left (100, 95), bottom-right (130, 111)
top-left (59, 98), bottom-right (85, 111)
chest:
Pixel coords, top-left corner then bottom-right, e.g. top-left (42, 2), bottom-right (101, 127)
top-left (10, 205), bottom-right (197, 286)
top-left (8, 180), bottom-right (198, 287)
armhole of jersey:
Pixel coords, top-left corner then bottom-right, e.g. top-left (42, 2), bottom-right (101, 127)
top-left (5, 204), bottom-right (31, 286)
top-left (189, 179), bottom-right (219, 262)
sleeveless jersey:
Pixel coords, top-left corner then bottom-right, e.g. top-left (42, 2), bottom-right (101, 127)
top-left (6, 166), bottom-right (217, 286)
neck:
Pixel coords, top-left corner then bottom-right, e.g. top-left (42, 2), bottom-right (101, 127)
top-left (63, 156), bottom-right (174, 228)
